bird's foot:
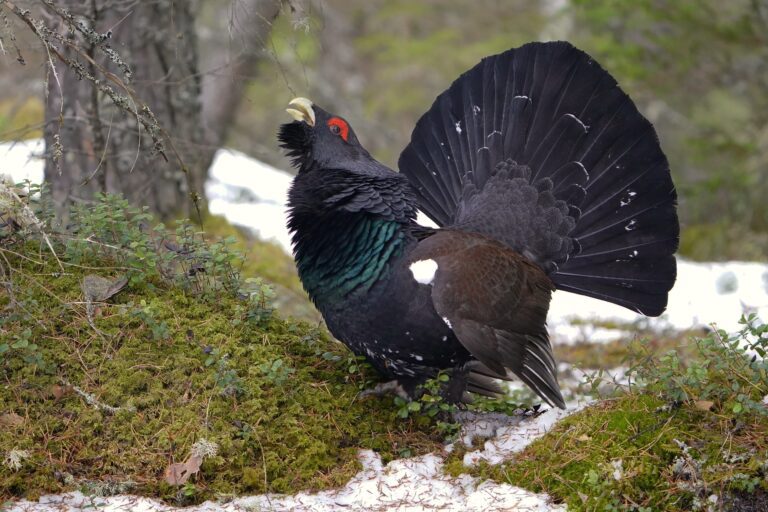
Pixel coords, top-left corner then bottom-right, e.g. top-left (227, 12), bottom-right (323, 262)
top-left (359, 380), bottom-right (410, 400)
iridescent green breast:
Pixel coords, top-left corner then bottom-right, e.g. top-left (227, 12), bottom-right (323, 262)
top-left (296, 216), bottom-right (408, 304)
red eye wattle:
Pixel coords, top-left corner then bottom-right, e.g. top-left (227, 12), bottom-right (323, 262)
top-left (327, 117), bottom-right (349, 142)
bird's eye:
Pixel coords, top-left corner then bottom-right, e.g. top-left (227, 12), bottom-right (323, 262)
top-left (327, 117), bottom-right (349, 142)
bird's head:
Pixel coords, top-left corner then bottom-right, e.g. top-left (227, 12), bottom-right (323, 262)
top-left (279, 97), bottom-right (418, 238)
top-left (278, 97), bottom-right (370, 173)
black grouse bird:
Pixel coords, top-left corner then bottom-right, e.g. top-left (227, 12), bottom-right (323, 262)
top-left (279, 42), bottom-right (678, 409)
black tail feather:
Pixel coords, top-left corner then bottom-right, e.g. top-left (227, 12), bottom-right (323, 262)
top-left (399, 41), bottom-right (678, 316)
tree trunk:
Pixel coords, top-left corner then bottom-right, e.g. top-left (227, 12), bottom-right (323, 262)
top-left (44, 0), bottom-right (204, 223)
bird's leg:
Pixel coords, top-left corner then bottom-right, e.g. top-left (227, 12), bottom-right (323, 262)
top-left (358, 379), bottom-right (410, 400)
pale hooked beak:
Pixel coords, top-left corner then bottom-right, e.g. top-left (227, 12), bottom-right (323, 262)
top-left (286, 97), bottom-right (316, 126)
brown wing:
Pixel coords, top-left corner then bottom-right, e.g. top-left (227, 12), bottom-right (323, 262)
top-left (409, 230), bottom-right (565, 408)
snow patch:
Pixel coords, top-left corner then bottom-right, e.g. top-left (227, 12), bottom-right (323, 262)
top-left (205, 148), bottom-right (294, 250)
top-left (549, 260), bottom-right (768, 344)
top-left (0, 139), bottom-right (45, 185)
top-left (462, 403), bottom-right (588, 466)
top-left (7, 448), bottom-right (564, 511)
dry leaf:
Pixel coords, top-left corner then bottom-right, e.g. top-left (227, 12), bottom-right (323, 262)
top-left (0, 412), bottom-right (24, 428)
top-left (50, 384), bottom-right (72, 400)
top-left (163, 455), bottom-right (202, 485)
top-left (694, 400), bottom-right (714, 411)
top-left (81, 274), bottom-right (128, 302)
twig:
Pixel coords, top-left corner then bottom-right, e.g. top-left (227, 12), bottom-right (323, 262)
top-left (62, 378), bottom-right (134, 414)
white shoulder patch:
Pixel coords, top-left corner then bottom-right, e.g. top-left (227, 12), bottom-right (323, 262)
top-left (409, 259), bottom-right (438, 285)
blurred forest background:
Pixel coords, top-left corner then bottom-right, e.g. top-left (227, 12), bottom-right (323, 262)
top-left (1, 0), bottom-right (767, 261)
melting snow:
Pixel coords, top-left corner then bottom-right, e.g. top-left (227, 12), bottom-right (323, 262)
top-left (205, 149), bottom-right (294, 250)
top-left (7, 446), bottom-right (565, 511)
top-left (461, 403), bottom-right (588, 466)
top-left (0, 138), bottom-right (44, 184)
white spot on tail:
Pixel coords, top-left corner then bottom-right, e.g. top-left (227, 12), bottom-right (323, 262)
top-left (442, 317), bottom-right (452, 328)
top-left (409, 259), bottom-right (438, 285)
top-left (625, 219), bottom-right (638, 231)
top-left (455, 121), bottom-right (462, 134)
top-left (472, 105), bottom-right (481, 115)
top-left (620, 190), bottom-right (637, 207)
top-left (565, 113), bottom-right (588, 131)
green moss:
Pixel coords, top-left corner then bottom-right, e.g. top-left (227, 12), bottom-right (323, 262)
top-left (454, 395), bottom-right (768, 511)
top-left (0, 236), bottom-right (441, 504)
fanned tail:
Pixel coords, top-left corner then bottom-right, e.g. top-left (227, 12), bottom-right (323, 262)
top-left (399, 41), bottom-right (678, 316)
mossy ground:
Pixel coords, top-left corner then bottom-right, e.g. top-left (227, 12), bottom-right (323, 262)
top-left (2, 199), bottom-right (766, 511)
top-left (0, 230), bottom-right (441, 504)
top-left (445, 394), bottom-right (768, 511)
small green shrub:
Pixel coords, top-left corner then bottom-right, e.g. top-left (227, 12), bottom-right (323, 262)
top-left (62, 193), bottom-right (249, 301)
top-left (257, 358), bottom-right (295, 386)
top-left (393, 373), bottom-right (460, 438)
top-left (0, 327), bottom-right (45, 369)
top-left (65, 194), bottom-right (159, 286)
top-left (627, 314), bottom-right (768, 417)
top-left (128, 300), bottom-right (172, 341)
